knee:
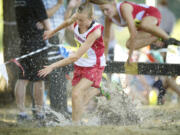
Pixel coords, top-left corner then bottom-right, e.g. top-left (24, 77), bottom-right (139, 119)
top-left (34, 80), bottom-right (44, 85)
top-left (72, 89), bottom-right (80, 101)
top-left (139, 23), bottom-right (149, 31)
top-left (16, 79), bottom-right (29, 87)
top-left (33, 81), bottom-right (44, 89)
top-left (126, 39), bottom-right (131, 49)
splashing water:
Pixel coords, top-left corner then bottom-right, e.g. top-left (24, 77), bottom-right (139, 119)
top-left (42, 106), bottom-right (71, 126)
top-left (94, 90), bottom-right (143, 125)
top-left (31, 81), bottom-right (151, 126)
top-left (83, 81), bottom-right (148, 126)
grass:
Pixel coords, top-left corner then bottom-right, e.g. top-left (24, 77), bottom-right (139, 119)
top-left (0, 126), bottom-right (179, 135)
top-left (0, 103), bottom-right (180, 135)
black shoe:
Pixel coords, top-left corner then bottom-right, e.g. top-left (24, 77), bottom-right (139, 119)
top-left (153, 80), bottom-right (166, 105)
top-left (157, 88), bottom-right (166, 105)
top-left (17, 113), bottom-right (31, 122)
top-left (153, 80), bottom-right (163, 90)
top-left (164, 38), bottom-right (180, 48)
top-left (35, 113), bottom-right (45, 120)
top-left (157, 96), bottom-right (164, 105)
top-left (17, 114), bottom-right (28, 120)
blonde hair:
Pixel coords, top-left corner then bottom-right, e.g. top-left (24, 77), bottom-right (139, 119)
top-left (77, 0), bottom-right (115, 18)
top-left (77, 0), bottom-right (94, 18)
top-left (89, 0), bottom-right (114, 5)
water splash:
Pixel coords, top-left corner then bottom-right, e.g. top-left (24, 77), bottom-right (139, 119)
top-left (30, 81), bottom-right (152, 126)
top-left (43, 106), bottom-right (71, 126)
top-left (92, 82), bottom-right (145, 125)
top-left (95, 92), bottom-right (143, 125)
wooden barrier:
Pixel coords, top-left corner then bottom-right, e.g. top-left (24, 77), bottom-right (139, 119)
top-left (65, 62), bottom-right (180, 76)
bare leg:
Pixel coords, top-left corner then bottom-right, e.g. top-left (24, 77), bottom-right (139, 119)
top-left (140, 16), bottom-right (169, 40)
top-left (126, 31), bottom-right (159, 61)
top-left (72, 78), bottom-right (93, 122)
top-left (33, 80), bottom-right (44, 113)
top-left (127, 16), bottom-right (169, 62)
top-left (15, 79), bottom-right (29, 113)
top-left (83, 87), bottom-right (100, 106)
top-left (126, 31), bottom-right (159, 50)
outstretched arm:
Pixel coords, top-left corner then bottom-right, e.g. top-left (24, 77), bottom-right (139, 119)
top-left (64, 0), bottom-right (81, 20)
top-left (41, 19), bottom-right (51, 31)
top-left (38, 28), bottom-right (101, 77)
top-left (121, 3), bottom-right (137, 38)
top-left (43, 13), bottom-right (77, 40)
top-left (121, 3), bottom-right (137, 62)
top-left (46, 0), bottom-right (63, 18)
top-left (104, 17), bottom-right (112, 57)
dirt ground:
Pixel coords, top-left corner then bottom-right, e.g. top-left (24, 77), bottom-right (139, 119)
top-left (0, 125), bottom-right (180, 135)
top-left (0, 103), bottom-right (180, 135)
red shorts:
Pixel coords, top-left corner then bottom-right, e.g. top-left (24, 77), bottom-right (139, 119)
top-left (72, 65), bottom-right (105, 88)
top-left (143, 6), bottom-right (161, 26)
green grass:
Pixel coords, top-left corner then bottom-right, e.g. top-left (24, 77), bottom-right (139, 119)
top-left (0, 124), bottom-right (180, 135)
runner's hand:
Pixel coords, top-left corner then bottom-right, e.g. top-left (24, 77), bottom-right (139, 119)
top-left (38, 65), bottom-right (54, 77)
top-left (36, 22), bottom-right (44, 30)
top-left (126, 56), bottom-right (131, 65)
top-left (43, 30), bottom-right (54, 40)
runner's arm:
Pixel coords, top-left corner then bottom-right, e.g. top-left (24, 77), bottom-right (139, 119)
top-left (64, 0), bottom-right (81, 20)
top-left (121, 3), bottom-right (137, 38)
top-left (38, 28), bottom-right (101, 77)
top-left (121, 3), bottom-right (137, 63)
top-left (43, 13), bottom-right (77, 39)
top-left (42, 19), bottom-right (51, 31)
top-left (52, 28), bottom-right (101, 68)
top-left (46, 0), bottom-right (63, 18)
top-left (104, 17), bottom-right (112, 57)
top-left (52, 13), bottom-right (76, 34)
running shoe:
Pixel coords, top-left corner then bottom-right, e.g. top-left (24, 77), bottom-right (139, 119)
top-left (35, 113), bottom-right (45, 120)
top-left (17, 113), bottom-right (31, 122)
top-left (153, 80), bottom-right (166, 105)
top-left (163, 38), bottom-right (180, 48)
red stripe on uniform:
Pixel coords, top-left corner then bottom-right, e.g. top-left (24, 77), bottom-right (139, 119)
top-left (86, 25), bottom-right (104, 39)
